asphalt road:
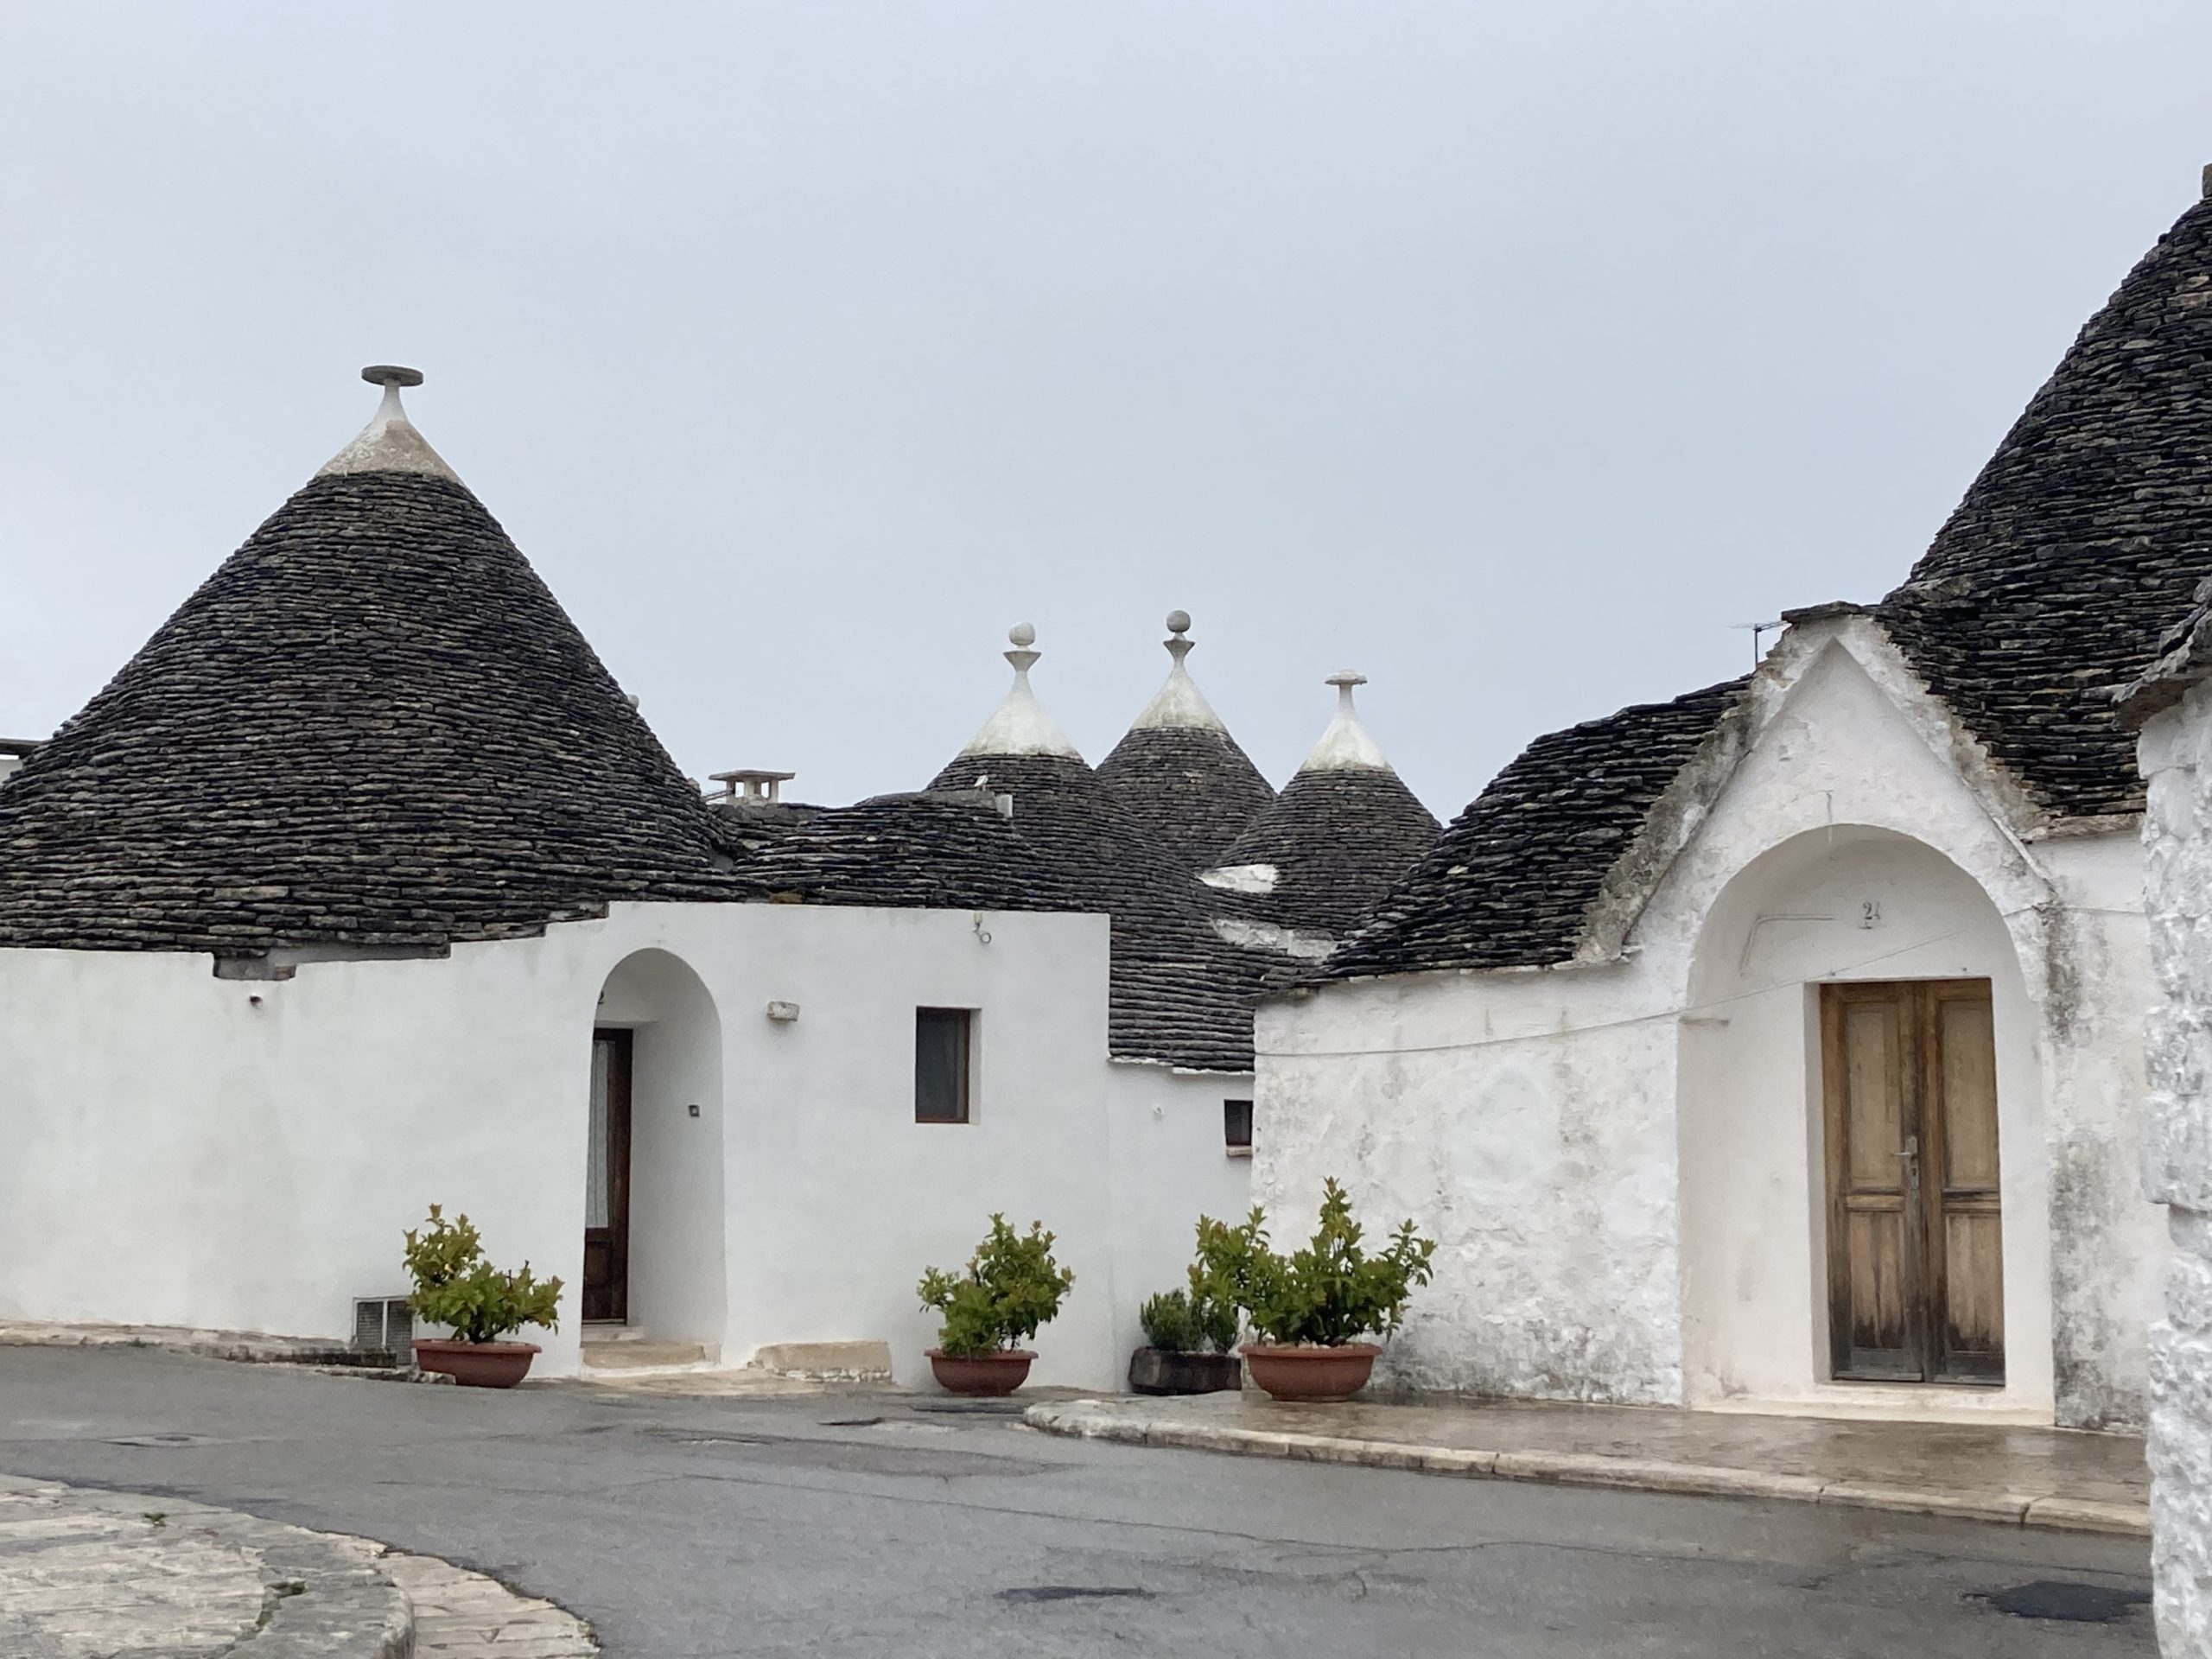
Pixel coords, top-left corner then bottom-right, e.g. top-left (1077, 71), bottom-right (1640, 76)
top-left (0, 1347), bottom-right (2155, 1657)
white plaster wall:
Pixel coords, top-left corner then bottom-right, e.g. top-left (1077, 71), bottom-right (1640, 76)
top-left (0, 899), bottom-right (1233, 1392)
top-left (669, 905), bottom-right (1121, 1390)
top-left (0, 941), bottom-right (597, 1374)
top-left (1259, 962), bottom-right (1686, 1402)
top-left (1103, 1064), bottom-right (1254, 1376)
top-left (1259, 626), bottom-right (2162, 1424)
top-left (2136, 690), bottom-right (2212, 1656)
top-left (2034, 831), bottom-right (2164, 1429)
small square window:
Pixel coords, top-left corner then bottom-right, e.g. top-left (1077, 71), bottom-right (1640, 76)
top-left (915, 1007), bottom-right (974, 1123)
top-left (1224, 1097), bottom-right (1254, 1154)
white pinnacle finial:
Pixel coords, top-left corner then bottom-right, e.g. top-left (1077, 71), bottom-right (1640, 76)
top-left (1128, 608), bottom-right (1228, 733)
top-left (1164, 610), bottom-right (1195, 671)
top-left (1300, 669), bottom-right (1391, 772)
top-left (315, 364), bottom-right (458, 480)
top-left (961, 623), bottom-right (1080, 758)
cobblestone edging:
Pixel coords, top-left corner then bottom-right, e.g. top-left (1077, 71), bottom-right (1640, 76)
top-left (1024, 1402), bottom-right (2151, 1538)
top-left (0, 1475), bottom-right (598, 1657)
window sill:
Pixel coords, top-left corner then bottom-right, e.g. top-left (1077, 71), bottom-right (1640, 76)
top-left (1225, 1146), bottom-right (1253, 1160)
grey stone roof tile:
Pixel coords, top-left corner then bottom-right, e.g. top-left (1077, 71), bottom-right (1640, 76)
top-left (0, 469), bottom-right (736, 956)
top-left (1318, 677), bottom-right (1746, 980)
top-left (1878, 187), bottom-right (2212, 819)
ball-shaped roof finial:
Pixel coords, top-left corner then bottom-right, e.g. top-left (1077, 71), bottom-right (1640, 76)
top-left (1008, 622), bottom-right (1037, 649)
top-left (1166, 609), bottom-right (1192, 635)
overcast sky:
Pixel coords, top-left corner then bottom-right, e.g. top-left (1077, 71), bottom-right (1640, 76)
top-left (3, 4), bottom-right (2209, 814)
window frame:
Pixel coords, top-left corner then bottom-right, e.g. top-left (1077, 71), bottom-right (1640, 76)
top-left (1224, 1096), bottom-right (1254, 1157)
top-left (914, 1006), bottom-right (976, 1125)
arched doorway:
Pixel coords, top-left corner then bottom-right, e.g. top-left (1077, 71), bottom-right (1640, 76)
top-left (1675, 825), bottom-right (2051, 1412)
top-left (588, 950), bottom-right (727, 1347)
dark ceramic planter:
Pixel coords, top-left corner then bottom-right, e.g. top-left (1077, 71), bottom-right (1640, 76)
top-left (412, 1338), bottom-right (540, 1389)
top-left (1240, 1342), bottom-right (1380, 1403)
top-left (1128, 1347), bottom-right (1243, 1396)
top-left (926, 1348), bottom-right (1036, 1396)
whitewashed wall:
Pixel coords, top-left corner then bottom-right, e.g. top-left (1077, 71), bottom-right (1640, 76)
top-left (1104, 1064), bottom-right (1257, 1377)
top-left (0, 901), bottom-right (1251, 1391)
top-left (2137, 688), bottom-right (2212, 1656)
top-left (1259, 620), bottom-right (2163, 1425)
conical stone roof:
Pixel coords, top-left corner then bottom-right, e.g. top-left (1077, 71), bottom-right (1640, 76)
top-left (1878, 175), bottom-right (2212, 821)
top-left (1098, 613), bottom-right (1275, 874)
top-left (741, 626), bottom-right (1264, 1071)
top-left (1210, 671), bottom-right (1439, 939)
top-left (0, 368), bottom-right (731, 956)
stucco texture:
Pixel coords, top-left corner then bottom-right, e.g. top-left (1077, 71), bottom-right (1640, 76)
top-left (2136, 688), bottom-right (2212, 1656)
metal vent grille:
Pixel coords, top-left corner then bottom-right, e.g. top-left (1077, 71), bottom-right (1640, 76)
top-left (352, 1297), bottom-right (414, 1356)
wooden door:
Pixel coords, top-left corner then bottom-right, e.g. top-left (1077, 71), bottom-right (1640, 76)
top-left (1821, 980), bottom-right (2004, 1384)
top-left (582, 1028), bottom-right (632, 1324)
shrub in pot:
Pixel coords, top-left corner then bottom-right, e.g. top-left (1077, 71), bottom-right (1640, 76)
top-left (404, 1205), bottom-right (563, 1389)
top-left (1128, 1283), bottom-right (1242, 1395)
top-left (1194, 1177), bottom-right (1435, 1402)
top-left (917, 1214), bottom-right (1074, 1395)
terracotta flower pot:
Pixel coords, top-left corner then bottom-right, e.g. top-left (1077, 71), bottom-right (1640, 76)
top-left (412, 1338), bottom-right (541, 1389)
top-left (926, 1348), bottom-right (1035, 1396)
top-left (1240, 1341), bottom-right (1381, 1403)
top-left (1128, 1347), bottom-right (1243, 1396)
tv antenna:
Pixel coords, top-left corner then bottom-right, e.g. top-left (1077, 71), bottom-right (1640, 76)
top-left (1732, 620), bottom-right (1784, 669)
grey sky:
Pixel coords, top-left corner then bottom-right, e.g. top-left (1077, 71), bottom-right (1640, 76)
top-left (3, 3), bottom-right (2209, 815)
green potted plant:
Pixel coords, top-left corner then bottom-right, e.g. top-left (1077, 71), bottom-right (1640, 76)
top-left (917, 1214), bottom-right (1075, 1395)
top-left (1193, 1177), bottom-right (1435, 1402)
top-left (1128, 1278), bottom-right (1241, 1395)
top-left (404, 1205), bottom-right (564, 1389)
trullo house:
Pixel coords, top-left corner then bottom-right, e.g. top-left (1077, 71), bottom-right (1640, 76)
top-left (0, 368), bottom-right (1434, 1389)
top-left (1259, 169), bottom-right (2212, 1433)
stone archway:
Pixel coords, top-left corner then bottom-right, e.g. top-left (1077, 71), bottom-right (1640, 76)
top-left (589, 949), bottom-right (727, 1350)
top-left (1675, 825), bottom-right (2051, 1414)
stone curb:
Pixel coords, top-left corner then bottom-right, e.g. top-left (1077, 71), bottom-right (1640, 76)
top-left (1022, 1402), bottom-right (2152, 1539)
top-left (0, 1474), bottom-right (415, 1656)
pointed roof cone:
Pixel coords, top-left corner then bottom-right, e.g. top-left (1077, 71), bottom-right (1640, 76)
top-left (0, 367), bottom-right (729, 955)
top-left (1207, 669), bottom-right (1440, 938)
top-left (955, 623), bottom-right (1083, 760)
top-left (892, 623), bottom-right (1263, 1071)
top-left (1098, 611), bottom-right (1275, 874)
top-left (1879, 168), bottom-right (2212, 820)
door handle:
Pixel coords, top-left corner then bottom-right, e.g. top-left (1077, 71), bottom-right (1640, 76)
top-left (1896, 1134), bottom-right (1920, 1186)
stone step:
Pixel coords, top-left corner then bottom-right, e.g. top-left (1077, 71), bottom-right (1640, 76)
top-left (749, 1339), bottom-right (893, 1382)
top-left (580, 1339), bottom-right (711, 1370)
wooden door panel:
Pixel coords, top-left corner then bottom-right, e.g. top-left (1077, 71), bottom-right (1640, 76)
top-left (1824, 983), bottom-right (1921, 1379)
top-left (1936, 996), bottom-right (2000, 1190)
top-left (1840, 999), bottom-right (1906, 1187)
top-left (1925, 982), bottom-right (2003, 1381)
top-left (1942, 1208), bottom-right (2005, 1360)
top-left (1844, 1203), bottom-right (1910, 1355)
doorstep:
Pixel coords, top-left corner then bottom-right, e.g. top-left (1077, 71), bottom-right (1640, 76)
top-left (577, 1334), bottom-right (717, 1375)
top-left (1023, 1391), bottom-right (2150, 1537)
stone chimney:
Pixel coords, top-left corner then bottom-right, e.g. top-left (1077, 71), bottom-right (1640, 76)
top-left (710, 768), bottom-right (796, 804)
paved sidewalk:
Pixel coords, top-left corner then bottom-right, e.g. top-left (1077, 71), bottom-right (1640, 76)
top-left (0, 1475), bottom-right (594, 1657)
top-left (1027, 1392), bottom-right (2151, 1536)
